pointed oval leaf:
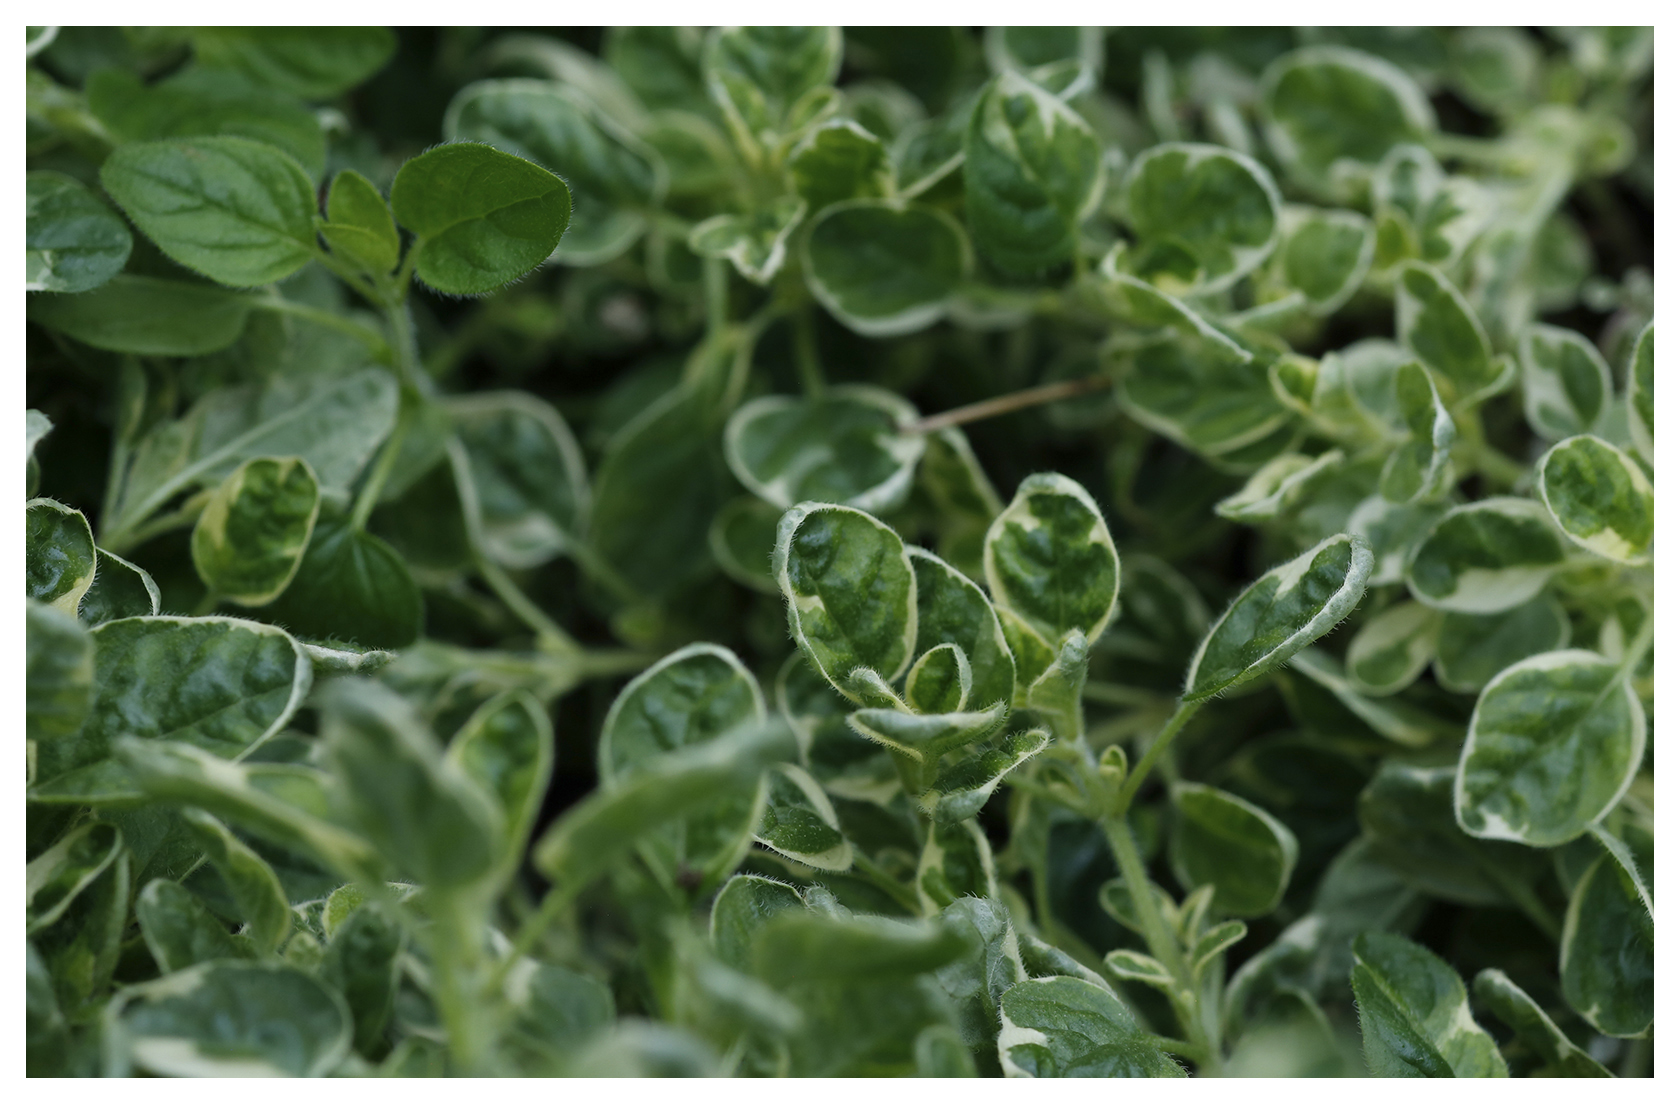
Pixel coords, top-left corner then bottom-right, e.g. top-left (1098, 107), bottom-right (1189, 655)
top-left (997, 975), bottom-right (1186, 1077)
top-left (1626, 323), bottom-right (1652, 464)
top-left (26, 170), bottom-right (133, 293)
top-left (1472, 969), bottom-right (1611, 1076)
top-left (135, 879), bottom-right (243, 974)
top-left (804, 201), bottom-right (970, 337)
top-left (726, 386), bottom-right (924, 514)
top-left (1169, 782), bottom-right (1299, 918)
top-left (925, 727), bottom-right (1050, 823)
top-left (320, 168), bottom-right (399, 277)
top-left (1121, 143), bottom-right (1281, 293)
top-left (755, 763), bottom-right (851, 870)
top-left (100, 136), bottom-right (317, 287)
top-left (1519, 324), bottom-right (1613, 441)
top-left (599, 642), bottom-right (765, 779)
top-left (191, 456), bottom-right (321, 606)
top-left (1432, 594), bottom-right (1571, 694)
top-left (1346, 601), bottom-right (1440, 697)
top-left (1184, 533), bottom-right (1372, 703)
top-left (26, 498), bottom-right (96, 615)
top-left (1560, 853), bottom-right (1653, 1038)
top-left (1395, 262), bottom-right (1503, 403)
top-left (389, 142), bottom-right (572, 296)
top-left (105, 960), bottom-right (350, 1077)
top-left (257, 509), bottom-right (422, 650)
top-left (1406, 498), bottom-right (1565, 613)
top-left (448, 391), bottom-right (590, 569)
top-left (776, 502), bottom-right (918, 699)
top-left (1349, 931), bottom-right (1506, 1077)
top-left (26, 274), bottom-right (254, 357)
top-left (909, 547), bottom-right (1016, 711)
top-left (847, 702), bottom-right (1008, 765)
top-left (1537, 434), bottom-right (1653, 564)
top-left (1102, 949), bottom-right (1175, 990)
top-left (983, 472), bottom-right (1119, 645)
top-left (78, 547), bottom-right (161, 626)
top-left (1456, 649), bottom-right (1645, 847)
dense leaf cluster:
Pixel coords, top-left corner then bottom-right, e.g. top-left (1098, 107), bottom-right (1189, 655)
top-left (26, 26), bottom-right (1652, 1077)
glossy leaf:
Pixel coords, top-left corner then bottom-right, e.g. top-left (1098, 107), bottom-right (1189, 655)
top-left (1406, 498), bottom-right (1565, 613)
top-left (1184, 533), bottom-right (1372, 703)
top-left (804, 201), bottom-right (970, 336)
top-left (996, 975), bottom-right (1186, 1077)
top-left (1349, 931), bottom-right (1506, 1077)
top-left (257, 509), bottom-right (422, 650)
top-left (191, 456), bottom-right (320, 605)
top-left (190, 26), bottom-right (396, 100)
top-left (26, 498), bottom-right (96, 615)
top-left (100, 137), bottom-right (318, 287)
top-left (1120, 143), bottom-right (1281, 293)
top-left (1456, 649), bottom-right (1645, 846)
top-left (725, 386), bottom-right (924, 514)
top-left (25, 170), bottom-right (132, 293)
top-left (1169, 782), bottom-right (1299, 918)
top-left (983, 472), bottom-right (1119, 645)
top-left (1537, 434), bottom-right (1653, 563)
top-left (389, 141), bottom-right (572, 295)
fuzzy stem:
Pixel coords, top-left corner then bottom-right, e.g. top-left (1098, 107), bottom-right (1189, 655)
top-left (793, 307), bottom-right (825, 397)
top-left (1112, 698), bottom-right (1201, 816)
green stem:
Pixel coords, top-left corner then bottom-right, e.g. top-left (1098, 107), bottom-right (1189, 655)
top-left (427, 892), bottom-right (491, 1074)
top-left (346, 302), bottom-right (422, 530)
top-left (486, 881), bottom-right (576, 996)
top-left (1112, 699), bottom-right (1201, 816)
top-left (851, 850), bottom-right (923, 915)
top-left (253, 296), bottom-right (391, 361)
top-left (704, 258), bottom-right (729, 336)
top-left (1083, 681), bottom-right (1169, 708)
top-left (793, 307), bottom-right (825, 397)
top-left (476, 555), bottom-right (579, 653)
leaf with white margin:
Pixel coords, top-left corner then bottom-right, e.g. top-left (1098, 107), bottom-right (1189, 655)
top-left (726, 386), bottom-right (924, 514)
top-left (135, 879), bottom-right (244, 974)
top-left (448, 391), bottom-right (590, 569)
top-left (26, 498), bottom-right (96, 615)
top-left (776, 502), bottom-right (918, 700)
top-left (1405, 497), bottom-right (1565, 614)
top-left (1560, 853), bottom-right (1652, 1038)
top-left (27, 599), bottom-right (94, 748)
top-left (1455, 649), bottom-right (1644, 847)
top-left (1395, 262), bottom-right (1507, 405)
top-left (710, 873), bottom-right (807, 973)
top-left (1346, 601), bottom-right (1440, 697)
top-left (709, 495), bottom-right (782, 594)
top-left (1432, 594), bottom-right (1570, 694)
top-left (1025, 629), bottom-right (1088, 742)
top-left (983, 472), bottom-right (1119, 645)
top-left (923, 726), bottom-right (1050, 823)
top-left (1119, 142), bottom-right (1282, 294)
top-left (688, 194), bottom-right (805, 284)
top-left (776, 652), bottom-right (897, 803)
top-left (755, 763), bottom-right (852, 871)
top-left (996, 975), bottom-right (1186, 1077)
top-left (704, 26), bottom-right (842, 142)
top-left (1215, 450), bottom-right (1344, 522)
top-left (78, 546), bottom-right (161, 626)
top-left (1103, 949), bottom-right (1175, 991)
top-left (1625, 323), bottom-right (1652, 464)
top-left (446, 690), bottom-right (553, 872)
top-left (190, 456), bottom-right (320, 606)
top-left (803, 200), bottom-right (970, 337)
top-left (1289, 647), bottom-right (1456, 747)
top-left (31, 616), bottom-right (313, 804)
top-left (847, 701), bottom-right (1009, 765)
top-left (1346, 494), bottom-right (1448, 587)
top-left (1379, 362), bottom-right (1455, 505)
top-left (917, 819), bottom-right (1000, 911)
top-left (1472, 969), bottom-right (1611, 1077)
top-left (1169, 782), bottom-right (1299, 918)
top-left (178, 809), bottom-right (292, 955)
top-left (909, 546), bottom-right (1016, 710)
top-left (1275, 205), bottom-right (1374, 314)
top-left (103, 960), bottom-right (350, 1077)
top-left (1349, 931), bottom-right (1506, 1077)
top-left (1259, 46), bottom-right (1436, 201)
top-left (904, 642), bottom-right (971, 714)
top-left (1183, 533), bottom-right (1372, 704)
top-left (1537, 435), bottom-right (1653, 564)
top-left (1519, 324), bottom-right (1613, 441)
top-left (27, 822), bottom-right (122, 935)
top-left (789, 120), bottom-right (892, 210)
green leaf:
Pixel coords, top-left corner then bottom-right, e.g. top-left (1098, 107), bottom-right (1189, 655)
top-left (906, 643), bottom-right (971, 714)
top-left (1349, 931), bottom-right (1506, 1077)
top-left (705, 26), bottom-right (842, 139)
top-left (790, 119), bottom-right (892, 211)
top-left (1379, 361), bottom-right (1456, 504)
top-left (320, 169), bottom-right (399, 277)
top-left (26, 498), bottom-right (97, 615)
top-left (446, 690), bottom-right (553, 871)
top-left (688, 195), bottom-right (805, 284)
top-left (1120, 143), bottom-right (1281, 293)
top-left (1472, 969), bottom-right (1612, 1076)
top-left (751, 910), bottom-right (968, 985)
top-left (1519, 323), bottom-right (1613, 441)
top-left (78, 547), bottom-right (161, 626)
top-left (1456, 649), bottom-right (1645, 847)
top-left (1626, 323), bottom-right (1653, 464)
top-left (88, 66), bottom-right (326, 179)
top-left (756, 763), bottom-right (852, 870)
top-left (924, 727), bottom-right (1050, 822)
top-left (1395, 262), bottom-right (1505, 403)
top-left (777, 652), bottom-right (896, 803)
top-left (31, 616), bottom-right (312, 804)
top-left (1289, 647), bottom-right (1458, 747)
top-left (803, 201), bottom-right (970, 336)
top-left (100, 136), bottom-right (318, 287)
top-left (1405, 497), bottom-right (1566, 613)
top-left (317, 679), bottom-right (501, 890)
top-left (448, 391), bottom-right (589, 569)
top-left (191, 456), bottom-right (320, 605)
top-left (1215, 450), bottom-right (1344, 523)
top-left (711, 874), bottom-right (807, 973)
top-left (1103, 949), bottom-right (1175, 991)
top-left (190, 26), bottom-right (395, 100)
top-left (1276, 205), bottom-right (1374, 313)
top-left (501, 957), bottom-right (614, 1061)
top-left (26, 274), bottom-right (254, 356)
top-left (709, 495), bottom-right (781, 593)
top-left (104, 960), bottom-right (351, 1077)
top-left (1432, 594), bottom-right (1571, 693)
top-left (1346, 601), bottom-right (1440, 696)
top-left (776, 502), bottom-right (918, 700)
top-left (135, 879), bottom-right (243, 973)
top-left (996, 975), bottom-right (1186, 1077)
top-left (34, 847), bottom-right (129, 1017)
top-left (916, 1024), bottom-right (978, 1077)
top-left (257, 508), bottom-right (422, 650)
top-left (909, 547), bottom-right (1016, 711)
top-left (726, 386), bottom-right (924, 513)
top-left (1537, 434), bottom-right (1653, 563)
top-left (321, 901), bottom-right (404, 1058)
top-left (1259, 46), bottom-right (1435, 199)
top-left (1169, 782), bottom-right (1299, 918)
top-left (534, 720), bottom-right (795, 895)
top-left (848, 702), bottom-right (1009, 765)
top-left (1561, 852), bottom-right (1653, 1038)
top-left (1184, 533), bottom-right (1373, 703)
top-left (444, 79), bottom-right (665, 266)
top-left (26, 822), bottom-right (122, 935)
top-left (918, 819), bottom-right (1001, 910)
top-left (389, 141), bottom-right (572, 296)
top-left (1025, 629), bottom-right (1089, 741)
top-left (25, 170), bottom-right (132, 293)
top-left (27, 599), bottom-right (95, 748)
top-left (983, 472), bottom-right (1120, 645)
top-left (964, 72), bottom-right (1104, 275)
top-left (932, 895), bottom-right (1023, 1048)
top-left (178, 808), bottom-right (292, 954)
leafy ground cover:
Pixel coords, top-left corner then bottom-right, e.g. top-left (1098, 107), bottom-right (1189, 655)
top-left (25, 25), bottom-right (1652, 1077)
